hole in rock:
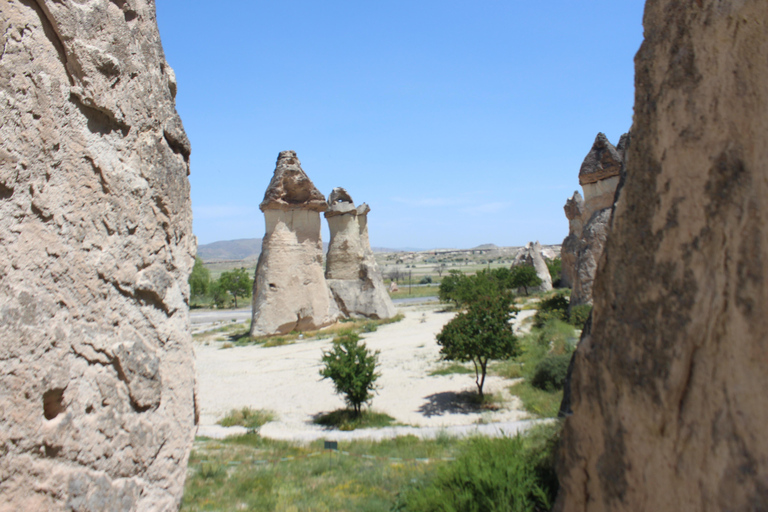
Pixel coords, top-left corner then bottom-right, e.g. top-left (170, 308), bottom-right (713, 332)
top-left (269, 283), bottom-right (277, 290)
top-left (43, 388), bottom-right (66, 420)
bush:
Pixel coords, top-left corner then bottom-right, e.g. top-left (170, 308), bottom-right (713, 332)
top-left (568, 304), bottom-right (592, 329)
top-left (419, 276), bottom-right (433, 284)
top-left (394, 435), bottom-right (554, 511)
top-left (319, 332), bottom-right (380, 415)
top-left (533, 294), bottom-right (569, 328)
top-left (218, 407), bottom-right (275, 429)
top-left (531, 354), bottom-right (571, 391)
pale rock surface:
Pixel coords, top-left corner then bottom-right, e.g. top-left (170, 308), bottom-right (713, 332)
top-left (562, 133), bottom-right (627, 306)
top-left (556, 1), bottom-right (768, 510)
top-left (325, 188), bottom-right (396, 319)
top-left (511, 241), bottom-right (553, 292)
top-left (250, 152), bottom-right (339, 336)
top-left (0, 1), bottom-right (195, 510)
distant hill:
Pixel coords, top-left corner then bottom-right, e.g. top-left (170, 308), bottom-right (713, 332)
top-left (197, 238), bottom-right (262, 261)
top-left (473, 243), bottom-right (498, 250)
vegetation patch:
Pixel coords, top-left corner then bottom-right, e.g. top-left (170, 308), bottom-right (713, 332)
top-left (428, 362), bottom-right (475, 376)
top-left (217, 407), bottom-right (275, 429)
top-left (183, 425), bottom-right (561, 512)
top-left (312, 409), bottom-right (397, 431)
top-left (509, 381), bottom-right (563, 418)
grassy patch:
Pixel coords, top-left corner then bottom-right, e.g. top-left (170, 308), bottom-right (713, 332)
top-left (183, 426), bottom-right (561, 512)
top-left (313, 409), bottom-right (397, 431)
top-left (508, 381), bottom-right (563, 418)
top-left (389, 285), bottom-right (440, 300)
top-left (428, 362), bottom-right (474, 376)
top-left (217, 407), bottom-right (275, 429)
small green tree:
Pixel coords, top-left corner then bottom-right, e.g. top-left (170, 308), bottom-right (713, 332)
top-left (189, 257), bottom-right (211, 299)
top-left (509, 265), bottom-right (542, 295)
top-left (320, 332), bottom-right (380, 415)
top-left (210, 279), bottom-right (230, 309)
top-left (436, 292), bottom-right (519, 398)
top-left (218, 267), bottom-right (252, 308)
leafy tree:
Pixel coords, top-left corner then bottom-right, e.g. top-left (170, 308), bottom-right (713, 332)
top-left (509, 265), bottom-right (542, 296)
top-left (210, 279), bottom-right (230, 309)
top-left (218, 267), bottom-right (252, 308)
top-left (189, 257), bottom-right (210, 298)
top-left (320, 332), bottom-right (380, 415)
top-left (436, 291), bottom-right (519, 397)
top-left (439, 269), bottom-right (513, 308)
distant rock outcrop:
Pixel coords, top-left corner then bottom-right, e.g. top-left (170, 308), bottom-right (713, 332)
top-left (561, 132), bottom-right (628, 306)
top-left (0, 1), bottom-right (195, 509)
top-left (511, 241), bottom-right (553, 292)
top-left (556, 1), bottom-right (768, 510)
top-left (250, 151), bottom-right (339, 336)
top-left (325, 188), bottom-right (396, 319)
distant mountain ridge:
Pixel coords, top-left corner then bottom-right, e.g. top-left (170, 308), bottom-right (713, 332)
top-left (196, 238), bottom-right (262, 261)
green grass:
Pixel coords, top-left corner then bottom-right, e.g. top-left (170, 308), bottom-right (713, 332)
top-left (217, 407), bottom-right (276, 429)
top-left (508, 381), bottom-right (563, 418)
top-left (388, 284), bottom-right (440, 300)
top-left (182, 426), bottom-right (561, 512)
top-left (428, 362), bottom-right (474, 376)
top-left (313, 409), bottom-right (397, 431)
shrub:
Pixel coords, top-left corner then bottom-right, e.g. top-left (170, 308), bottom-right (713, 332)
top-left (218, 407), bottom-right (275, 429)
top-left (394, 435), bottom-right (553, 511)
top-left (419, 275), bottom-right (433, 284)
top-left (568, 304), bottom-right (592, 329)
top-left (319, 332), bottom-right (380, 415)
top-left (533, 294), bottom-right (569, 328)
top-left (531, 354), bottom-right (571, 391)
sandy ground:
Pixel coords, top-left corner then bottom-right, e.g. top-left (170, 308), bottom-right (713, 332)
top-left (194, 304), bottom-right (539, 441)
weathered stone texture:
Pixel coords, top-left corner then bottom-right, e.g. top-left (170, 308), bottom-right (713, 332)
top-left (511, 241), bottom-right (553, 292)
top-left (562, 133), bottom-right (627, 306)
top-left (325, 188), bottom-right (396, 319)
top-left (556, 1), bottom-right (768, 511)
top-left (250, 152), bottom-right (339, 336)
top-left (0, 1), bottom-right (195, 510)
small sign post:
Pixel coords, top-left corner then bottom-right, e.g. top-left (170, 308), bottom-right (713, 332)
top-left (324, 440), bottom-right (338, 470)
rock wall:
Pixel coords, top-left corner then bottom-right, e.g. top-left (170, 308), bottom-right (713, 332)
top-left (561, 133), bottom-right (627, 306)
top-left (0, 1), bottom-right (195, 510)
top-left (325, 188), bottom-right (396, 319)
top-left (556, 1), bottom-right (768, 510)
top-left (250, 151), bottom-right (339, 336)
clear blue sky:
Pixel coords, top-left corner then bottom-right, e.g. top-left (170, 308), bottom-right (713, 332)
top-left (156, 1), bottom-right (645, 250)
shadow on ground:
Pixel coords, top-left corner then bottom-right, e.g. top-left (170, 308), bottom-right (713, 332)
top-left (418, 391), bottom-right (485, 418)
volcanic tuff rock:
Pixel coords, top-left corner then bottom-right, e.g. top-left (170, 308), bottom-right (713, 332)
top-left (561, 133), bottom-right (627, 306)
top-left (250, 152), bottom-right (339, 336)
top-left (511, 241), bottom-right (553, 292)
top-left (325, 188), bottom-right (396, 319)
top-left (0, 1), bottom-right (195, 510)
top-left (556, 1), bottom-right (768, 511)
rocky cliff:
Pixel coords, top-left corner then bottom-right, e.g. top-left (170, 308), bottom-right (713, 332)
top-left (0, 1), bottom-right (195, 510)
top-left (556, 1), bottom-right (768, 510)
top-left (325, 188), bottom-right (396, 319)
top-left (250, 151), bottom-right (339, 336)
top-left (561, 133), bottom-right (627, 307)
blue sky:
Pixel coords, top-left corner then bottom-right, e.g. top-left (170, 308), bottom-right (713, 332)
top-left (156, 1), bottom-right (645, 249)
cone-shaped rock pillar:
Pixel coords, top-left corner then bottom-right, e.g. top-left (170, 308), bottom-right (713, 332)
top-left (250, 152), bottom-right (339, 336)
top-left (512, 241), bottom-right (553, 292)
top-left (325, 188), bottom-right (396, 319)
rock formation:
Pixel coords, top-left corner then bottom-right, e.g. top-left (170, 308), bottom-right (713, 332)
top-left (250, 151), bottom-right (339, 336)
top-left (556, 1), bottom-right (768, 510)
top-left (561, 133), bottom-right (627, 306)
top-left (0, 1), bottom-right (195, 509)
top-left (511, 241), bottom-right (553, 292)
top-left (325, 188), bottom-right (396, 319)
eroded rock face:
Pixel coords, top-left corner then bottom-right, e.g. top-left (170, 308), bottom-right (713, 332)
top-left (0, 1), bottom-right (195, 510)
top-left (511, 241), bottom-right (553, 292)
top-left (325, 188), bottom-right (396, 319)
top-left (250, 152), bottom-right (339, 336)
top-left (556, 1), bottom-right (768, 510)
top-left (562, 133), bottom-right (627, 306)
